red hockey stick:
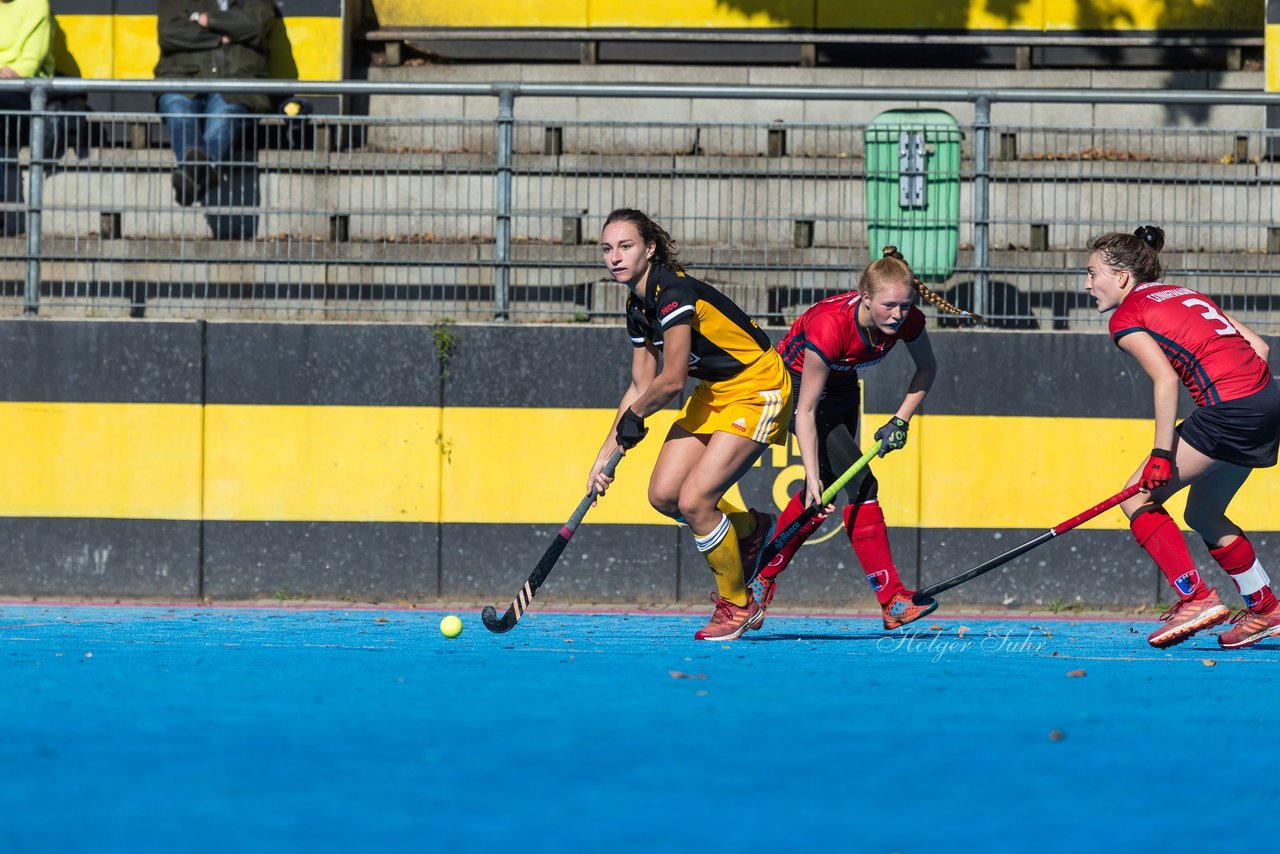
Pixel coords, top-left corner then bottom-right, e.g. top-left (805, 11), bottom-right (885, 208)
top-left (912, 483), bottom-right (1142, 603)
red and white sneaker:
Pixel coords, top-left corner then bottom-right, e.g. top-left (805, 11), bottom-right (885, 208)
top-left (747, 573), bottom-right (778, 631)
top-left (882, 589), bottom-right (938, 630)
top-left (750, 574), bottom-right (778, 609)
top-left (1147, 588), bottom-right (1229, 649)
top-left (1217, 606), bottom-right (1280, 649)
top-left (694, 592), bottom-right (764, 641)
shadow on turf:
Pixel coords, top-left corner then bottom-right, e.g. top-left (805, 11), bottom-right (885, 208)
top-left (1245, 641), bottom-right (1280, 651)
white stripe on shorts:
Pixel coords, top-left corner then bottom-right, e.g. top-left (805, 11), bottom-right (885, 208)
top-left (752, 388), bottom-right (784, 444)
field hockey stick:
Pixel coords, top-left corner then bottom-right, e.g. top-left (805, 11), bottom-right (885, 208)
top-left (481, 448), bottom-right (624, 634)
top-left (750, 440), bottom-right (883, 580)
top-left (911, 482), bottom-right (1143, 604)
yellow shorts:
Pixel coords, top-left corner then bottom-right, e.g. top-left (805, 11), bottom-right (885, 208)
top-left (675, 350), bottom-right (791, 446)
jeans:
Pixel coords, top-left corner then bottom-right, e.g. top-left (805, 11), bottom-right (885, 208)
top-left (158, 92), bottom-right (251, 163)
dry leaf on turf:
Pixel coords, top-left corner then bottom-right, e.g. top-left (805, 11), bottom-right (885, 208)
top-left (669, 670), bottom-right (708, 680)
top-left (1066, 669), bottom-right (1087, 677)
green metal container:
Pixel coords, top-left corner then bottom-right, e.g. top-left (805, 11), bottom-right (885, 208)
top-left (864, 109), bottom-right (962, 283)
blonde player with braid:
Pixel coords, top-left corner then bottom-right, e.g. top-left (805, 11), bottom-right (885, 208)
top-left (749, 247), bottom-right (981, 630)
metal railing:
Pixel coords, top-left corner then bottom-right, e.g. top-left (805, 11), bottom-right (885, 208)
top-left (2, 78), bottom-right (1279, 329)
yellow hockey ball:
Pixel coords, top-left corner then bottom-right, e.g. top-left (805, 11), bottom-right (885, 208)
top-left (440, 614), bottom-right (463, 638)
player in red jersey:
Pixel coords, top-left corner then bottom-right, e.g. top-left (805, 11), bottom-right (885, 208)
top-left (1086, 226), bottom-right (1280, 649)
top-left (748, 247), bottom-right (979, 630)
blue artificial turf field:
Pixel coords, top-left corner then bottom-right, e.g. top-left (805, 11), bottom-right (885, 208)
top-left (1, 603), bottom-right (1276, 853)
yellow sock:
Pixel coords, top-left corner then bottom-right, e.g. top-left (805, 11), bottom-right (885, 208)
top-left (694, 514), bottom-right (748, 605)
top-left (718, 497), bottom-right (757, 539)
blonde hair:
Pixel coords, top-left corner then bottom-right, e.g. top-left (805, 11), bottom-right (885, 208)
top-left (860, 247), bottom-right (983, 324)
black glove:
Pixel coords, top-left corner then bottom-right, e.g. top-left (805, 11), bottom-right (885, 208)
top-left (874, 416), bottom-right (909, 457)
top-left (616, 408), bottom-right (648, 450)
top-left (1140, 448), bottom-right (1173, 491)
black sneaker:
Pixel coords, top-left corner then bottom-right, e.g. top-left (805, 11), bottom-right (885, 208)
top-left (171, 149), bottom-right (212, 206)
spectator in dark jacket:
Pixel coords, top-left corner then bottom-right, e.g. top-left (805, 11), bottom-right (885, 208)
top-left (154, 0), bottom-right (274, 206)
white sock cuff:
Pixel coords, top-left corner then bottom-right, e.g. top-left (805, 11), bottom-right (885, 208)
top-left (1230, 560), bottom-right (1271, 597)
top-left (694, 514), bottom-right (731, 553)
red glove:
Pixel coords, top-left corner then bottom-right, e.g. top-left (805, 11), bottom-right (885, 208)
top-left (1140, 448), bottom-right (1174, 491)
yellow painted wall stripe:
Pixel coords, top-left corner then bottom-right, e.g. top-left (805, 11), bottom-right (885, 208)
top-left (374, 0), bottom-right (591, 28)
top-left (274, 17), bottom-right (346, 82)
top-left (369, 0), bottom-right (1260, 31)
top-left (1, 403), bottom-right (1277, 530)
top-left (591, 0), bottom-right (812, 29)
top-left (0, 402), bottom-right (202, 520)
top-left (113, 14), bottom-right (158, 80)
top-left (53, 14), bottom-right (342, 82)
top-left (53, 15), bottom-right (117, 79)
top-left (1269, 23), bottom-right (1280, 93)
top-left (204, 405), bottom-right (441, 522)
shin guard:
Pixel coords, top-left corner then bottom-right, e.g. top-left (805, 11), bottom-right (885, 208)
top-left (717, 497), bottom-right (754, 540)
top-left (1130, 506), bottom-right (1203, 601)
top-left (1210, 534), bottom-right (1277, 614)
top-left (757, 490), bottom-right (827, 581)
top-left (844, 501), bottom-right (904, 605)
top-left (694, 513), bottom-right (748, 605)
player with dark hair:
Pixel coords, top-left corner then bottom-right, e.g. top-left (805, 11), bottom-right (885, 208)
top-left (749, 247), bottom-right (979, 629)
top-left (1085, 225), bottom-right (1280, 649)
top-left (588, 208), bottom-right (790, 641)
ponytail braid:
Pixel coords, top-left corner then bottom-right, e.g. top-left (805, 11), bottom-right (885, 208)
top-left (871, 246), bottom-right (984, 325)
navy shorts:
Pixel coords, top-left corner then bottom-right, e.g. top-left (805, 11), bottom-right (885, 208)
top-left (1177, 380), bottom-right (1280, 468)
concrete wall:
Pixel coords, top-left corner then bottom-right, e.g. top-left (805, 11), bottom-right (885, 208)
top-left (0, 318), bottom-right (1277, 611)
top-left (368, 64), bottom-right (1274, 131)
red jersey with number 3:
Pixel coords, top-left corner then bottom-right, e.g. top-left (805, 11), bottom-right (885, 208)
top-left (1109, 281), bottom-right (1271, 407)
top-left (776, 291), bottom-right (925, 392)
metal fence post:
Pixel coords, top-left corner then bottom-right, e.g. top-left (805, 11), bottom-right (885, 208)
top-left (971, 94), bottom-right (990, 321)
top-left (494, 86), bottom-right (515, 320)
top-left (24, 82), bottom-right (48, 316)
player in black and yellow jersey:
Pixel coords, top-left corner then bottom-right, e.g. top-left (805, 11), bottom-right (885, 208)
top-left (589, 208), bottom-right (790, 640)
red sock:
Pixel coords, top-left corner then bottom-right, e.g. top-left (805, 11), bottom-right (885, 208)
top-left (845, 501), bottom-right (904, 606)
top-left (1209, 534), bottom-right (1277, 614)
top-left (1130, 508), bottom-right (1205, 602)
top-left (757, 490), bottom-right (827, 580)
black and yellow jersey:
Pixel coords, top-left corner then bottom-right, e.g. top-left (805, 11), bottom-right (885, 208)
top-left (625, 266), bottom-right (772, 383)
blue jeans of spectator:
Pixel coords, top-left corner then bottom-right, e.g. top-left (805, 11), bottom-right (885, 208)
top-left (158, 92), bottom-right (250, 164)
top-left (1, 91), bottom-right (30, 151)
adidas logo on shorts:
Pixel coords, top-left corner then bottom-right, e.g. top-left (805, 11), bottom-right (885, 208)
top-left (731, 417), bottom-right (748, 433)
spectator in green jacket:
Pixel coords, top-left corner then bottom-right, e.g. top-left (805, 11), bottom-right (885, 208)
top-left (1, 0), bottom-right (53, 234)
top-left (154, 0), bottom-right (274, 206)
top-left (0, 0), bottom-right (53, 112)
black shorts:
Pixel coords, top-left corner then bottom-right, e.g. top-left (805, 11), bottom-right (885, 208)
top-left (1177, 380), bottom-right (1280, 468)
top-left (785, 368), bottom-right (877, 503)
